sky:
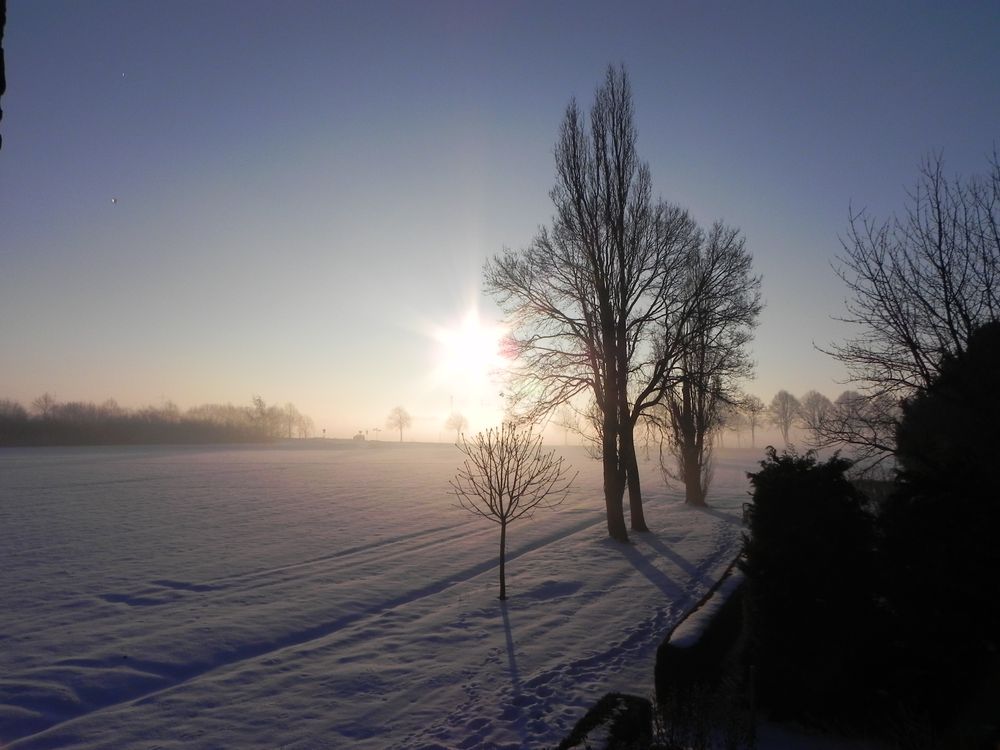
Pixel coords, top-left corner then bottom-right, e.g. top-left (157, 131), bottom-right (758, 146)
top-left (1, 1), bottom-right (998, 441)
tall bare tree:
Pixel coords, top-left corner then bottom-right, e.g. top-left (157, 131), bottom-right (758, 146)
top-left (445, 411), bottom-right (468, 442)
top-left (742, 394), bottom-right (766, 447)
top-left (31, 392), bottom-right (57, 419)
top-left (386, 406), bottom-right (412, 442)
top-left (811, 390), bottom-right (898, 463)
top-left (485, 65), bottom-right (699, 541)
top-left (819, 152), bottom-right (1000, 459)
top-left (450, 424), bottom-right (575, 600)
top-left (797, 390), bottom-right (833, 436)
top-left (769, 390), bottom-right (800, 446)
top-left (660, 224), bottom-right (762, 505)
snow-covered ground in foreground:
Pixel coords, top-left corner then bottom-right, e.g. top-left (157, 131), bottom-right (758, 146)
top-left (1, 441), bottom-right (761, 749)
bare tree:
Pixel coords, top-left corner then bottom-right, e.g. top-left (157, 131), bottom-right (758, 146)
top-left (742, 394), bottom-right (766, 447)
top-left (0, 399), bottom-right (27, 420)
top-left (283, 402), bottom-right (302, 439)
top-left (721, 402), bottom-right (747, 447)
top-left (797, 390), bottom-right (833, 435)
top-left (280, 402), bottom-right (315, 439)
top-left (660, 225), bottom-right (762, 505)
top-left (445, 411), bottom-right (468, 441)
top-left (449, 424), bottom-right (575, 599)
top-left (485, 65), bottom-right (700, 541)
top-left (769, 390), bottom-right (800, 446)
top-left (99, 398), bottom-right (124, 419)
top-left (31, 392), bottom-right (57, 419)
top-left (386, 406), bottom-right (412, 442)
top-left (820, 152), bottom-right (1000, 458)
top-left (249, 396), bottom-right (283, 439)
top-left (809, 390), bottom-right (898, 464)
top-left (296, 413), bottom-right (315, 438)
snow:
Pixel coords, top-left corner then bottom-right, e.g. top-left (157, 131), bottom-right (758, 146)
top-left (668, 569), bottom-right (745, 650)
top-left (1, 441), bottom-right (758, 749)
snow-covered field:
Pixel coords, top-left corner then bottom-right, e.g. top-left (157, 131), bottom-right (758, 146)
top-left (1, 441), bottom-right (760, 749)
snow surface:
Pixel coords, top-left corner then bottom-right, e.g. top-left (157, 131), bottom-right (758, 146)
top-left (1, 441), bottom-right (759, 749)
top-left (668, 570), bottom-right (745, 650)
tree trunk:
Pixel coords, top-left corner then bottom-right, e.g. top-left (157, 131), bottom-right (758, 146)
top-left (620, 423), bottom-right (649, 531)
top-left (683, 441), bottom-right (706, 506)
top-left (602, 413), bottom-right (629, 542)
top-left (498, 521), bottom-right (507, 600)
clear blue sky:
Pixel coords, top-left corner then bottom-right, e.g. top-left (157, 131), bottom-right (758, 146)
top-left (2, 1), bottom-right (998, 440)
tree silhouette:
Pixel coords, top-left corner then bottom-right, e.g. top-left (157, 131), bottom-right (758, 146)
top-left (721, 402), bottom-right (747, 446)
top-left (450, 424), bottom-right (575, 600)
top-left (742, 395), bottom-right (766, 447)
top-left (31, 392), bottom-right (57, 419)
top-left (821, 152), bottom-right (1000, 460)
top-left (0, 395), bottom-right (315, 446)
top-left (386, 406), bottom-right (412, 442)
top-left (769, 391), bottom-right (800, 446)
top-left (797, 390), bottom-right (832, 436)
top-left (445, 412), bottom-right (468, 442)
top-left (661, 224), bottom-right (762, 505)
top-left (485, 65), bottom-right (701, 541)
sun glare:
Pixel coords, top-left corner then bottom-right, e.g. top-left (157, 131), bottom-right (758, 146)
top-left (432, 310), bottom-right (509, 394)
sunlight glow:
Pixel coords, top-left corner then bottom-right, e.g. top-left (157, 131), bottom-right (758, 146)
top-left (431, 310), bottom-right (510, 395)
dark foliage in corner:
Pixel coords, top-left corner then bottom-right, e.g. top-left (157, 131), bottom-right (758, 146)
top-left (739, 324), bottom-right (1000, 744)
top-left (895, 320), bottom-right (1000, 486)
top-left (555, 692), bottom-right (652, 750)
top-left (740, 447), bottom-right (881, 725)
top-left (877, 321), bottom-right (1000, 728)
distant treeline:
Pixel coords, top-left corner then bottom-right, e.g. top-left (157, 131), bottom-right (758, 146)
top-left (0, 395), bottom-right (314, 447)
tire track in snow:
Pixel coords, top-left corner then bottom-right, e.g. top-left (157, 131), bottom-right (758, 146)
top-left (6, 511), bottom-right (608, 747)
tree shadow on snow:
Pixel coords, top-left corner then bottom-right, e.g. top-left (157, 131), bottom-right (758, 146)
top-left (638, 533), bottom-right (715, 589)
top-left (499, 601), bottom-right (530, 746)
top-left (615, 538), bottom-right (689, 600)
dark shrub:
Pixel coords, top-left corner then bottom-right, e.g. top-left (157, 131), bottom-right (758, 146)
top-left (556, 693), bottom-right (652, 750)
top-left (878, 321), bottom-right (1000, 729)
top-left (740, 448), bottom-right (880, 726)
top-left (896, 320), bottom-right (1000, 488)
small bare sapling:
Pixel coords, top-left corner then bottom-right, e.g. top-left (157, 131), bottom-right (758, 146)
top-left (450, 424), bottom-right (575, 600)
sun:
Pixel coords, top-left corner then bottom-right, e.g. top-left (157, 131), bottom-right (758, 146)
top-left (431, 310), bottom-right (509, 394)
